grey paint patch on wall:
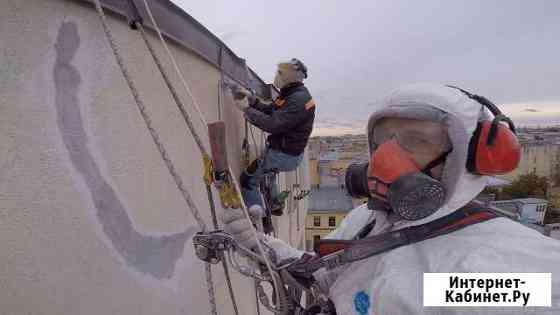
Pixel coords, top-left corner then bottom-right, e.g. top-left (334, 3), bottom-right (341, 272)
top-left (53, 21), bottom-right (196, 279)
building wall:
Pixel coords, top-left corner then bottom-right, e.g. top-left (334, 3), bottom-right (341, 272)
top-left (521, 204), bottom-right (538, 223)
top-left (309, 158), bottom-right (320, 186)
top-left (0, 1), bottom-right (308, 314)
top-left (492, 201), bottom-right (548, 224)
top-left (501, 144), bottom-right (560, 181)
top-left (305, 211), bottom-right (348, 249)
top-left (518, 203), bottom-right (548, 224)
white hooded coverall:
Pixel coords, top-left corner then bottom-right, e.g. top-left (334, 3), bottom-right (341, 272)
top-left (300, 84), bottom-right (560, 315)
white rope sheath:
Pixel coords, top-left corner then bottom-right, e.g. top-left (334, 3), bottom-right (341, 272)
top-left (91, 2), bottom-right (217, 314)
top-left (92, 0), bottom-right (207, 231)
top-left (136, 17), bottom-right (242, 315)
top-left (229, 172), bottom-right (284, 312)
top-left (249, 123), bottom-right (259, 159)
top-left (141, 0), bottom-right (207, 128)
top-left (137, 23), bottom-right (208, 156)
top-left (141, 0), bottom-right (284, 310)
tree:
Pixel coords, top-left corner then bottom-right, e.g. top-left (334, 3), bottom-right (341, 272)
top-left (552, 162), bottom-right (560, 187)
top-left (544, 208), bottom-right (560, 224)
top-left (501, 172), bottom-right (549, 199)
top-left (482, 186), bottom-right (499, 195)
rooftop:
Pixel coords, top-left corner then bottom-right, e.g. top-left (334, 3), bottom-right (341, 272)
top-left (308, 186), bottom-right (354, 213)
top-left (90, 0), bottom-right (272, 97)
top-left (492, 198), bottom-right (548, 204)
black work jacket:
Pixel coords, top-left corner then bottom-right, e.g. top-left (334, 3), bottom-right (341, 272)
top-left (244, 82), bottom-right (315, 156)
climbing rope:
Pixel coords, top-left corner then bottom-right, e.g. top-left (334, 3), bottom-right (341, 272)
top-left (295, 170), bottom-right (300, 232)
top-left (138, 0), bottom-right (281, 293)
top-left (92, 0), bottom-right (207, 230)
top-left (91, 1), bottom-right (218, 314)
top-left (135, 21), bottom-right (239, 315)
top-left (95, 0), bottom-right (285, 313)
top-left (248, 122), bottom-right (260, 159)
top-left (140, 0), bottom-right (208, 130)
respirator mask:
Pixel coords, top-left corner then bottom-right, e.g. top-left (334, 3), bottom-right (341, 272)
top-left (345, 123), bottom-right (451, 221)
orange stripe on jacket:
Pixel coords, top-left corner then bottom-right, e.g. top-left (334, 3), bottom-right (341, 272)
top-left (305, 99), bottom-right (316, 110)
top-left (274, 99), bottom-right (286, 107)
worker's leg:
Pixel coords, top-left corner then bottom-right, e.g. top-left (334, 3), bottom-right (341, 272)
top-left (241, 149), bottom-right (303, 208)
top-left (263, 149), bottom-right (303, 204)
top-left (240, 159), bottom-right (265, 208)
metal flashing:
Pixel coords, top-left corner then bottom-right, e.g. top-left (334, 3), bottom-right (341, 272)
top-left (80, 0), bottom-right (271, 95)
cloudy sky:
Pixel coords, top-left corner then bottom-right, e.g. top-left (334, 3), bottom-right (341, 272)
top-left (171, 0), bottom-right (560, 134)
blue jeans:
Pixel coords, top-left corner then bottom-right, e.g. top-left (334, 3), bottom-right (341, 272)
top-left (241, 148), bottom-right (303, 209)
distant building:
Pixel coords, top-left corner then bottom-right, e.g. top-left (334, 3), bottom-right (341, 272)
top-left (491, 198), bottom-right (548, 224)
top-left (319, 151), bottom-right (339, 161)
top-left (317, 160), bottom-right (347, 187)
top-left (500, 143), bottom-right (560, 181)
top-left (545, 223), bottom-right (560, 240)
top-left (305, 186), bottom-right (354, 250)
top-left (308, 158), bottom-right (320, 187)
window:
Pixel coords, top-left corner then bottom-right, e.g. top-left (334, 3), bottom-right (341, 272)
top-left (313, 216), bottom-right (321, 227)
top-left (329, 216), bottom-right (336, 227)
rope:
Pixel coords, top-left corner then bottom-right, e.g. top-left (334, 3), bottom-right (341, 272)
top-left (205, 184), bottom-right (240, 315)
top-left (295, 169), bottom-right (300, 232)
top-left (248, 123), bottom-right (259, 159)
top-left (140, 0), bottom-right (207, 128)
top-left (136, 16), bottom-right (240, 315)
top-left (91, 2), bottom-right (217, 314)
top-left (96, 0), bottom-right (285, 311)
top-left (204, 264), bottom-right (218, 315)
top-left (140, 0), bottom-right (284, 311)
top-left (92, 0), bottom-right (207, 231)
top-left (137, 24), bottom-right (208, 156)
top-left (254, 280), bottom-right (262, 315)
top-left (217, 79), bottom-right (223, 121)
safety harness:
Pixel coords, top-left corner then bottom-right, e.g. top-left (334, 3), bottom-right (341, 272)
top-left (286, 202), bottom-right (501, 278)
top-left (277, 202), bottom-right (501, 314)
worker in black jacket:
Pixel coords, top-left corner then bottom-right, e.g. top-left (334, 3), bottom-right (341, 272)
top-left (231, 58), bottom-right (315, 215)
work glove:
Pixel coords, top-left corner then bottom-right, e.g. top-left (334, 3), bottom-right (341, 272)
top-left (220, 205), bottom-right (264, 249)
top-left (229, 85), bottom-right (256, 112)
top-left (262, 234), bottom-right (305, 264)
top-left (220, 205), bottom-right (305, 263)
top-left (233, 98), bottom-right (250, 112)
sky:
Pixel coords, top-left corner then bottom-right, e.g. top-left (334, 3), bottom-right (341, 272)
top-left (171, 0), bottom-right (560, 135)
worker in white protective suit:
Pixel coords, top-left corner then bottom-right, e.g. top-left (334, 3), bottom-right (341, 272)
top-left (221, 83), bottom-right (560, 315)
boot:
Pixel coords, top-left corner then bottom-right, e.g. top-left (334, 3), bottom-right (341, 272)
top-left (270, 190), bottom-right (290, 216)
top-left (240, 159), bottom-right (260, 190)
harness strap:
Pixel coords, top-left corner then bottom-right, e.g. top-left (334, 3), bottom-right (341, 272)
top-left (289, 202), bottom-right (501, 275)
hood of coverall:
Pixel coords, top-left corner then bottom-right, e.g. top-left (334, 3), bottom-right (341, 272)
top-left (366, 83), bottom-right (494, 229)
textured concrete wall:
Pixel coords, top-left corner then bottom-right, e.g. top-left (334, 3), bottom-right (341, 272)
top-left (0, 0), bottom-right (308, 314)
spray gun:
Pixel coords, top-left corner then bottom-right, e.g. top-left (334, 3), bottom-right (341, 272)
top-left (222, 81), bottom-right (250, 100)
top-left (222, 81), bottom-right (270, 104)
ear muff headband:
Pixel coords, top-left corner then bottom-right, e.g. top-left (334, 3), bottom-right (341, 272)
top-left (290, 58), bottom-right (308, 78)
top-left (446, 85), bottom-right (521, 175)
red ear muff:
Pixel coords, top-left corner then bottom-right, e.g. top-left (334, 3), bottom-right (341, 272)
top-left (467, 119), bottom-right (521, 175)
top-left (446, 85), bottom-right (521, 175)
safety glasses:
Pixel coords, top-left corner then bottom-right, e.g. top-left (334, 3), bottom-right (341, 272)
top-left (372, 120), bottom-right (451, 155)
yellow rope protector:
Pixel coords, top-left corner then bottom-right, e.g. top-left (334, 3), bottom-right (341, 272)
top-left (202, 154), bottom-right (214, 186)
top-left (202, 154), bottom-right (242, 209)
top-left (218, 179), bottom-right (242, 209)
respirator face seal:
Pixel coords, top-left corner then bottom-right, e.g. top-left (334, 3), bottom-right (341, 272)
top-left (345, 137), bottom-right (448, 221)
